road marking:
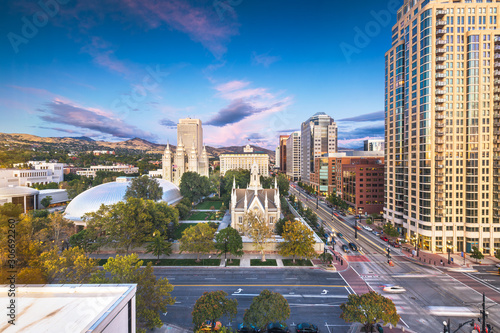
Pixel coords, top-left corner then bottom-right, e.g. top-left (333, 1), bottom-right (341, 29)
top-left (344, 286), bottom-right (352, 295)
top-left (246, 277), bottom-right (257, 280)
top-left (286, 278), bottom-right (297, 280)
top-left (231, 293), bottom-right (349, 299)
top-left (173, 284), bottom-right (348, 287)
top-left (234, 288), bottom-right (242, 294)
top-left (205, 278), bottom-right (216, 280)
top-left (322, 289), bottom-right (328, 295)
top-left (464, 272), bottom-right (500, 293)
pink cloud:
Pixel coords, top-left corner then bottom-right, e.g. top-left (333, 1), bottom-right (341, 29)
top-left (216, 80), bottom-right (250, 93)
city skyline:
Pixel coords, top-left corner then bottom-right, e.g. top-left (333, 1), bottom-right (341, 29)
top-left (0, 0), bottom-right (396, 148)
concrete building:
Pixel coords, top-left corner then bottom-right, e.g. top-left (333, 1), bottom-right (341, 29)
top-left (230, 162), bottom-right (280, 234)
top-left (0, 284), bottom-right (136, 333)
top-left (286, 131), bottom-right (301, 182)
top-left (0, 186), bottom-right (39, 213)
top-left (384, 0), bottom-right (500, 255)
top-left (162, 118), bottom-right (209, 186)
top-left (1, 161), bottom-right (65, 188)
top-left (76, 165), bottom-right (139, 178)
top-left (220, 144), bottom-right (269, 177)
top-left (38, 189), bottom-right (69, 208)
top-left (300, 112), bottom-right (338, 184)
top-left (364, 139), bottom-right (385, 152)
top-left (279, 135), bottom-right (289, 173)
top-left (275, 146), bottom-right (280, 169)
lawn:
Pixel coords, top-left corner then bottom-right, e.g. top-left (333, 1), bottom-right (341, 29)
top-left (187, 211), bottom-right (211, 220)
top-left (282, 259), bottom-right (313, 266)
top-left (174, 223), bottom-right (198, 239)
top-left (225, 259), bottom-right (240, 266)
top-left (250, 259), bottom-right (277, 266)
top-left (98, 258), bottom-right (221, 266)
top-left (195, 201), bottom-right (223, 210)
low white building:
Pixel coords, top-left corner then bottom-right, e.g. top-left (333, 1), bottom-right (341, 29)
top-left (38, 189), bottom-right (69, 207)
top-left (1, 161), bottom-right (65, 187)
top-left (0, 186), bottom-right (40, 213)
top-left (76, 165), bottom-right (139, 178)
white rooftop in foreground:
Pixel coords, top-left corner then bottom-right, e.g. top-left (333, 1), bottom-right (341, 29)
top-left (0, 284), bottom-right (136, 333)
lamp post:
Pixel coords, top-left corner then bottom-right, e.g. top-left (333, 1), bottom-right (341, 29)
top-left (354, 218), bottom-right (358, 239)
top-left (447, 240), bottom-right (452, 265)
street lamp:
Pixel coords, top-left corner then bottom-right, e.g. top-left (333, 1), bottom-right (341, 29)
top-left (354, 218), bottom-right (358, 239)
top-left (447, 240), bottom-right (452, 265)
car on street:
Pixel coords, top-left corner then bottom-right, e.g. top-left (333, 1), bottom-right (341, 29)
top-left (296, 322), bottom-right (319, 333)
top-left (389, 241), bottom-right (400, 248)
top-left (362, 225), bottom-right (373, 231)
top-left (327, 203), bottom-right (333, 208)
top-left (382, 285), bottom-right (406, 294)
top-left (354, 224), bottom-right (362, 230)
top-left (380, 236), bottom-right (389, 242)
top-left (372, 230), bottom-right (381, 236)
top-left (340, 212), bottom-right (346, 216)
top-left (267, 322), bottom-right (290, 333)
top-left (337, 232), bottom-right (343, 239)
top-left (341, 244), bottom-right (350, 253)
top-left (349, 243), bottom-right (358, 251)
top-left (237, 323), bottom-right (260, 333)
top-left (496, 263), bottom-right (500, 268)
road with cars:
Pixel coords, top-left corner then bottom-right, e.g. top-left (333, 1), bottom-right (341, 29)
top-left (289, 186), bottom-right (500, 332)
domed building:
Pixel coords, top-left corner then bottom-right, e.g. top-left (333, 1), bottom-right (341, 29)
top-left (65, 177), bottom-right (182, 226)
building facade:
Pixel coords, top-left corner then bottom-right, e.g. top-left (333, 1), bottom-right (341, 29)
top-left (275, 146), bottom-right (280, 169)
top-left (384, 0), bottom-right (500, 254)
top-left (220, 144), bottom-right (269, 176)
top-left (279, 135), bottom-right (289, 173)
top-left (76, 165), bottom-right (139, 178)
top-left (300, 112), bottom-right (338, 184)
top-left (286, 131), bottom-right (301, 181)
top-left (0, 162), bottom-right (65, 188)
top-left (230, 162), bottom-right (281, 234)
top-left (162, 118), bottom-right (209, 186)
top-left (364, 139), bottom-right (385, 152)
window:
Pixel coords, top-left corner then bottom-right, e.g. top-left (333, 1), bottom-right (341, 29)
top-left (238, 216), bottom-right (243, 224)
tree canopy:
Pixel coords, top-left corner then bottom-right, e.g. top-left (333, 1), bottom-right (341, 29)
top-left (471, 246), bottom-right (484, 262)
top-left (192, 291), bottom-right (238, 331)
top-left (145, 232), bottom-right (172, 261)
top-left (215, 226), bottom-right (243, 262)
top-left (40, 195), bottom-right (53, 208)
top-left (276, 173), bottom-right (289, 196)
top-left (340, 291), bottom-right (400, 333)
top-left (243, 289), bottom-right (290, 331)
top-left (124, 175), bottom-right (163, 201)
top-left (278, 220), bottom-right (317, 263)
top-left (179, 223), bottom-right (216, 261)
top-left (179, 172), bottom-right (211, 202)
top-left (243, 211), bottom-right (274, 262)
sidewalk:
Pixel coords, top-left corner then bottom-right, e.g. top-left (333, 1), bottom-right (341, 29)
top-left (399, 247), bottom-right (499, 268)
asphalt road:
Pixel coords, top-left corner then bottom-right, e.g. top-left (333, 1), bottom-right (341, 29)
top-left (155, 268), bottom-right (353, 332)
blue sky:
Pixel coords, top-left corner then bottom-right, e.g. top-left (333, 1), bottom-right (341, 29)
top-left (0, 0), bottom-right (400, 148)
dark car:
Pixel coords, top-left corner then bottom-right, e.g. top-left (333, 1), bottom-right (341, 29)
top-left (296, 322), bottom-right (319, 333)
top-left (341, 244), bottom-right (350, 253)
top-left (267, 322), bottom-right (289, 333)
top-left (337, 232), bottom-right (343, 239)
top-left (349, 242), bottom-right (358, 251)
top-left (237, 323), bottom-right (260, 333)
top-left (327, 203), bottom-right (333, 208)
top-left (389, 241), bottom-right (400, 248)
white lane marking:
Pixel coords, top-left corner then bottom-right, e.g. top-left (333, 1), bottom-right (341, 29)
top-left (286, 278), bottom-right (297, 280)
top-left (234, 288), bottom-right (242, 294)
top-left (231, 294), bottom-right (348, 298)
top-left (400, 318), bottom-right (410, 329)
top-left (344, 286), bottom-right (352, 295)
top-left (246, 277), bottom-right (257, 279)
top-left (205, 278), bottom-right (216, 280)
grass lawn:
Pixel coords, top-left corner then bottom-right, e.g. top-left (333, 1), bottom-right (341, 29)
top-left (225, 259), bottom-right (240, 266)
top-left (250, 259), bottom-right (277, 266)
top-left (187, 211), bottom-right (211, 220)
top-left (195, 201), bottom-right (223, 210)
top-left (282, 259), bottom-right (313, 266)
top-left (174, 223), bottom-right (198, 239)
top-left (98, 258), bottom-right (221, 266)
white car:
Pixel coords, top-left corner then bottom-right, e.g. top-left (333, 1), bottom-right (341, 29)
top-left (383, 285), bottom-right (406, 294)
top-left (362, 225), bottom-right (373, 231)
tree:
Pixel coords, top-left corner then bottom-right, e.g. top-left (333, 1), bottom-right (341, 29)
top-left (278, 220), bottom-right (317, 263)
top-left (39, 246), bottom-right (98, 283)
top-left (319, 252), bottom-right (333, 264)
top-left (176, 203), bottom-right (191, 220)
top-left (66, 177), bottom-right (92, 199)
top-left (276, 174), bottom-right (289, 196)
top-left (340, 291), bottom-right (400, 333)
top-left (69, 229), bottom-right (99, 253)
top-left (124, 175), bottom-right (162, 201)
top-left (90, 254), bottom-right (175, 331)
top-left (46, 211), bottom-right (74, 244)
top-left (145, 232), bottom-right (172, 262)
top-left (471, 246), bottom-right (484, 262)
top-left (179, 223), bottom-right (216, 261)
top-left (215, 226), bottom-right (243, 263)
top-left (243, 289), bottom-right (290, 331)
top-left (274, 218), bottom-right (287, 236)
top-left (243, 211), bottom-right (274, 262)
top-left (495, 249), bottom-right (500, 260)
top-left (383, 223), bottom-right (400, 238)
top-left (192, 291), bottom-right (238, 331)
top-left (209, 172), bottom-right (221, 196)
top-left (40, 195), bottom-right (53, 208)
top-left (180, 172), bottom-right (211, 202)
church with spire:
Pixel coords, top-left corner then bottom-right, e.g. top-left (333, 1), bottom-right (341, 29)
top-left (162, 118), bottom-right (209, 186)
top-left (230, 161), bottom-right (281, 234)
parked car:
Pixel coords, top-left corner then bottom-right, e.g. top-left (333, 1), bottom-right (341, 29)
top-left (363, 225), bottom-right (373, 231)
top-left (349, 243), bottom-right (358, 251)
top-left (389, 241), bottom-right (400, 248)
top-left (341, 244), bottom-right (350, 253)
top-left (237, 323), bottom-right (260, 333)
top-left (296, 322), bottom-right (319, 333)
top-left (380, 236), bottom-right (389, 242)
top-left (267, 322), bottom-right (289, 333)
top-left (354, 225), bottom-right (362, 231)
top-left (327, 203), bottom-right (333, 208)
top-left (383, 285), bottom-right (406, 294)
top-left (340, 212), bottom-right (346, 216)
top-left (337, 233), bottom-right (343, 239)
top-left (372, 230), bottom-right (381, 236)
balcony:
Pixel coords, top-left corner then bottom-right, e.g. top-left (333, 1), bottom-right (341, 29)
top-left (495, 121), bottom-right (500, 126)
top-left (495, 139), bottom-right (500, 144)
top-left (436, 164), bottom-right (444, 169)
top-left (435, 214), bottom-right (444, 218)
top-left (436, 197), bottom-right (444, 202)
top-left (494, 147), bottom-right (500, 152)
top-left (436, 39), bottom-right (447, 46)
top-left (436, 189), bottom-right (444, 194)
top-left (495, 54), bottom-right (500, 59)
top-left (435, 123), bottom-right (445, 128)
top-left (436, 48), bottom-right (446, 54)
top-left (436, 64), bottom-right (446, 71)
top-left (436, 130), bottom-right (445, 136)
top-left (436, 114), bottom-right (446, 120)
top-left (435, 106), bottom-right (446, 111)
top-left (496, 36), bottom-right (500, 43)
top-left (435, 139), bottom-right (445, 144)
top-left (436, 9), bottom-right (446, 17)
top-left (436, 29), bottom-right (446, 36)
top-left (495, 96), bottom-right (500, 102)
top-left (435, 98), bottom-right (446, 103)
top-left (494, 130), bottom-right (500, 135)
top-left (436, 81), bottom-right (446, 87)
top-left (436, 205), bottom-right (444, 210)
top-left (436, 56), bottom-right (446, 62)
top-left (435, 156), bottom-right (445, 161)
top-left (435, 148), bottom-right (444, 153)
top-left (436, 73), bottom-right (447, 79)
top-left (495, 88), bottom-right (500, 93)
top-left (495, 70), bottom-right (500, 77)
top-left (436, 172), bottom-right (444, 177)
top-left (436, 89), bottom-right (446, 95)
top-left (495, 79), bottom-right (500, 85)
top-left (436, 20), bottom-right (446, 27)
top-left (495, 62), bottom-right (500, 68)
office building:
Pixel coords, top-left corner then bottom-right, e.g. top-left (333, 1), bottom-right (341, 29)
top-left (279, 135), bottom-right (289, 173)
top-left (384, 0), bottom-right (500, 255)
top-left (286, 131), bottom-right (301, 181)
top-left (364, 139), bottom-right (385, 152)
top-left (76, 164), bottom-right (139, 178)
top-left (275, 146), bottom-right (281, 169)
top-left (300, 112), bottom-right (338, 184)
top-left (220, 144), bottom-right (269, 177)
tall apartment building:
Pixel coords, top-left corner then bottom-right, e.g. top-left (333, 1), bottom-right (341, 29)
top-left (384, 0), bottom-right (500, 255)
top-left (279, 135), bottom-right (289, 173)
top-left (300, 112), bottom-right (338, 184)
top-left (286, 131), bottom-right (301, 181)
top-left (275, 146), bottom-right (280, 169)
top-left (364, 139), bottom-right (385, 152)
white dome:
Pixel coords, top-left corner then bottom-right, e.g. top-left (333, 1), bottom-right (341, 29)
top-left (64, 179), bottom-right (182, 222)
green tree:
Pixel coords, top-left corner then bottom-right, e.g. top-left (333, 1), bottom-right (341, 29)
top-left (221, 169), bottom-right (250, 206)
top-left (124, 175), bottom-right (162, 201)
top-left (278, 220), bottom-right (317, 263)
top-left (243, 211), bottom-right (274, 262)
top-left (179, 223), bottom-right (216, 261)
top-left (90, 254), bottom-right (175, 331)
top-left (209, 172), bottom-right (221, 196)
top-left (40, 196), bottom-right (53, 208)
top-left (276, 174), bottom-right (289, 196)
top-left (39, 246), bottom-right (98, 283)
top-left (192, 291), bottom-right (238, 331)
top-left (471, 246), bottom-right (485, 262)
top-left (180, 172), bottom-right (211, 202)
top-left (260, 176), bottom-right (273, 189)
top-left (383, 223), bottom-right (400, 238)
top-left (66, 177), bottom-right (92, 199)
top-left (340, 291), bottom-right (400, 333)
top-left (215, 226), bottom-right (243, 263)
top-left (145, 232), bottom-right (172, 262)
top-left (33, 182), bottom-right (59, 190)
top-left (243, 289), bottom-right (290, 331)
top-left (69, 229), bottom-right (99, 253)
top-left (495, 249), bottom-right (500, 260)
top-left (319, 252), bottom-right (333, 264)
top-left (274, 218), bottom-right (287, 236)
top-left (176, 203), bottom-right (191, 220)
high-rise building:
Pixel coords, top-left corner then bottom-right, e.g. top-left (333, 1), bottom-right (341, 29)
top-left (279, 135), bottom-right (289, 173)
top-left (286, 131), bottom-right (301, 182)
top-left (364, 139), bottom-right (385, 152)
top-left (300, 112), bottom-right (338, 184)
top-left (162, 118), bottom-right (209, 185)
top-left (275, 146), bottom-right (280, 169)
top-left (384, 0), bottom-right (500, 255)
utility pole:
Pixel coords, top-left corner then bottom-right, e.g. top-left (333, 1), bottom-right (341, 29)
top-left (482, 292), bottom-right (486, 333)
top-left (354, 218), bottom-right (358, 239)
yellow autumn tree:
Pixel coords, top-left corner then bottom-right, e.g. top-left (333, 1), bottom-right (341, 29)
top-left (278, 220), bottom-right (317, 263)
top-left (243, 211), bottom-right (274, 262)
top-left (179, 223), bottom-right (216, 261)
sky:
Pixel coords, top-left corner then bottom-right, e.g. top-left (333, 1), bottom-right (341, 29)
top-left (0, 0), bottom-right (400, 149)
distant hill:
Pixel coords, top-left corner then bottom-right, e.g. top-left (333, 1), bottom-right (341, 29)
top-left (0, 133), bottom-right (275, 160)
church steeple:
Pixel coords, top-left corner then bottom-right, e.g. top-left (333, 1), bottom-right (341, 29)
top-left (248, 161), bottom-right (262, 190)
